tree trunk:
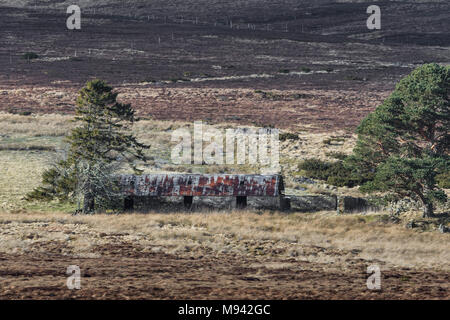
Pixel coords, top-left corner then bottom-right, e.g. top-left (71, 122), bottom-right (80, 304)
top-left (422, 201), bottom-right (433, 218)
top-left (83, 189), bottom-right (95, 214)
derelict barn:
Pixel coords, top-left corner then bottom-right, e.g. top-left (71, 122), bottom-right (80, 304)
top-left (119, 174), bottom-right (289, 211)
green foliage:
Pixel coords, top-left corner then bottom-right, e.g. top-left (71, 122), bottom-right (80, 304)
top-left (436, 171), bottom-right (450, 188)
top-left (349, 63), bottom-right (449, 217)
top-left (298, 158), bottom-right (369, 187)
top-left (8, 109), bottom-right (32, 116)
top-left (325, 151), bottom-right (348, 160)
top-left (360, 156), bottom-right (447, 203)
top-left (279, 132), bottom-right (300, 141)
top-left (66, 79), bottom-right (148, 171)
top-left (22, 52), bottom-right (39, 60)
top-left (25, 162), bottom-right (76, 202)
top-left (170, 77), bottom-right (190, 83)
top-left (27, 79), bottom-right (149, 213)
top-left (300, 67), bottom-right (311, 73)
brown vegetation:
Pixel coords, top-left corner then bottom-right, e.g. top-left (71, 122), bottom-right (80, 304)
top-left (0, 210), bottom-right (448, 299)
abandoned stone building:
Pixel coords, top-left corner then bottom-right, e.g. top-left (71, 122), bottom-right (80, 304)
top-left (118, 173), bottom-right (373, 213)
top-left (119, 173), bottom-right (289, 211)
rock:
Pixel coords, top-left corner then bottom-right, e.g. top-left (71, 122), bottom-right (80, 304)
top-left (289, 195), bottom-right (337, 212)
top-left (293, 176), bottom-right (316, 185)
top-left (406, 221), bottom-right (416, 229)
top-left (438, 224), bottom-right (449, 233)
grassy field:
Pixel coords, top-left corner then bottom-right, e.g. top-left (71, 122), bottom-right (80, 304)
top-left (0, 112), bottom-right (448, 299)
top-left (0, 111), bottom-right (362, 212)
top-left (0, 209), bottom-right (448, 299)
top-left (0, 210), bottom-right (448, 270)
top-left (0, 0), bottom-right (448, 301)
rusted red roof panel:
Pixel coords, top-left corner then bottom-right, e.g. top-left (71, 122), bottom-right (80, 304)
top-left (119, 174), bottom-right (283, 197)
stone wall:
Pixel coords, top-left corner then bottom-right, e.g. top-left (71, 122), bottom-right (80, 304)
top-left (128, 194), bottom-right (374, 213)
top-left (133, 196), bottom-right (185, 211)
top-left (287, 195), bottom-right (337, 212)
top-left (193, 196), bottom-right (234, 210)
top-left (194, 196), bottom-right (283, 210)
top-left (337, 196), bottom-right (378, 214)
top-left (129, 195), bottom-right (284, 211)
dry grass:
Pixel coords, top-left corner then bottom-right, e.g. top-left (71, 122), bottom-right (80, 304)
top-left (0, 112), bottom-right (360, 211)
top-left (0, 114), bottom-right (448, 300)
top-left (0, 210), bottom-right (448, 271)
top-left (0, 112), bottom-right (355, 156)
top-left (1, 112), bottom-right (447, 273)
top-left (0, 151), bottom-right (52, 211)
top-left (0, 112), bottom-right (74, 136)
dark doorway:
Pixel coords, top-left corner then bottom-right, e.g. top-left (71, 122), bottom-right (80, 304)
top-left (124, 196), bottom-right (134, 211)
top-left (236, 196), bottom-right (247, 209)
top-left (184, 196), bottom-right (193, 209)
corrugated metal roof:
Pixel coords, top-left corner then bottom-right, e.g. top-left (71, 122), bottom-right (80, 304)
top-left (119, 174), bottom-right (283, 197)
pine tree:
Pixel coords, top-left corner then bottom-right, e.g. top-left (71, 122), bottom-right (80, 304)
top-left (347, 64), bottom-right (449, 217)
top-left (27, 79), bottom-right (148, 213)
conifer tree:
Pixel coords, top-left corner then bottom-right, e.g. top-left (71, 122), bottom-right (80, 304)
top-left (27, 80), bottom-right (148, 213)
top-left (347, 64), bottom-right (449, 217)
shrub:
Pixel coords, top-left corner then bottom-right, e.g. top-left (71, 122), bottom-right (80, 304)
top-left (8, 109), bottom-right (32, 115)
top-left (298, 158), bottom-right (368, 188)
top-left (22, 52), bottom-right (39, 60)
top-left (170, 77), bottom-right (190, 83)
top-left (325, 151), bottom-right (348, 160)
top-left (299, 159), bottom-right (330, 180)
top-left (279, 132), bottom-right (300, 141)
top-left (301, 67), bottom-right (311, 73)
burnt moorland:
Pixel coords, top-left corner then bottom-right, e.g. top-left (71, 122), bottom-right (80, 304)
top-left (0, 0), bottom-right (449, 130)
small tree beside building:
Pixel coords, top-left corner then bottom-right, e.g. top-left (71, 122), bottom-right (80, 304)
top-left (27, 79), bottom-right (149, 213)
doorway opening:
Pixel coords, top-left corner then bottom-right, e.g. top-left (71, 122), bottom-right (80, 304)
top-left (184, 196), bottom-right (193, 208)
top-left (124, 196), bottom-right (134, 211)
top-left (236, 196), bottom-right (247, 209)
